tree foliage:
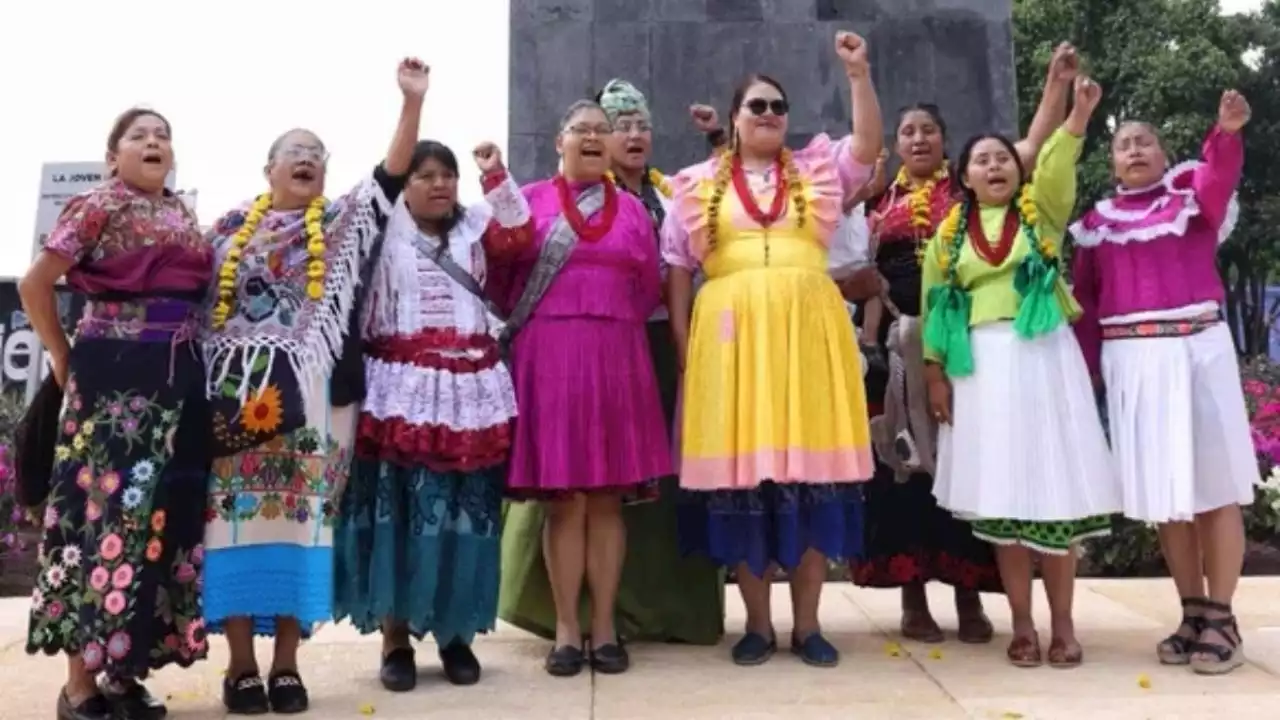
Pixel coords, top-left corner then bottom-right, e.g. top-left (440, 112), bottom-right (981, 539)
top-left (1013, 0), bottom-right (1280, 356)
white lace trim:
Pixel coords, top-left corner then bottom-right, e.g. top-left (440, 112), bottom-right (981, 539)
top-left (204, 173), bottom-right (390, 403)
top-left (362, 357), bottom-right (517, 430)
top-left (1068, 161), bottom-right (1238, 248)
top-left (364, 174), bottom-right (526, 339)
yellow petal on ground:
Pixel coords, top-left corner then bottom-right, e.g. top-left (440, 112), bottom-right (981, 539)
top-left (359, 703), bottom-right (376, 715)
top-left (1137, 673), bottom-right (1151, 689)
top-left (929, 648), bottom-right (943, 659)
top-left (883, 641), bottom-right (902, 657)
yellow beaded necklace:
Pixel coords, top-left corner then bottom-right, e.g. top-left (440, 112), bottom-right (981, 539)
top-left (210, 194), bottom-right (327, 329)
top-left (606, 167), bottom-right (673, 198)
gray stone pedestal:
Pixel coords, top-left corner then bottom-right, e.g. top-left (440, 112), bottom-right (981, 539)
top-left (507, 0), bottom-right (1016, 181)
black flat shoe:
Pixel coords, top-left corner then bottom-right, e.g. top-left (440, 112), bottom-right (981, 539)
top-left (589, 642), bottom-right (630, 674)
top-left (99, 677), bottom-right (167, 720)
top-left (267, 671), bottom-right (309, 715)
top-left (380, 647), bottom-right (417, 693)
top-left (56, 690), bottom-right (112, 720)
top-left (544, 645), bottom-right (586, 677)
top-left (439, 641), bottom-right (481, 686)
top-left (222, 672), bottom-right (269, 715)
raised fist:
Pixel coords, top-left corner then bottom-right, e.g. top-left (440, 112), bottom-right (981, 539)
top-left (398, 57), bottom-right (430, 98)
top-left (689, 104), bottom-right (720, 133)
top-left (1073, 75), bottom-right (1102, 115)
top-left (835, 31), bottom-right (869, 78)
top-left (1049, 42), bottom-right (1079, 83)
top-left (1219, 89), bottom-right (1252, 133)
top-left (473, 142), bottom-right (504, 174)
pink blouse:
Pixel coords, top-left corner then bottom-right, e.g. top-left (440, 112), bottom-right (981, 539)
top-left (661, 134), bottom-right (874, 268)
top-left (485, 179), bottom-right (661, 323)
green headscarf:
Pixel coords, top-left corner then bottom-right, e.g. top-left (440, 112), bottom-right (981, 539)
top-left (598, 79), bottom-right (650, 124)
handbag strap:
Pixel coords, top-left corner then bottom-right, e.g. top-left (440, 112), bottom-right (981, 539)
top-left (503, 183), bottom-right (606, 338)
top-left (410, 234), bottom-right (508, 324)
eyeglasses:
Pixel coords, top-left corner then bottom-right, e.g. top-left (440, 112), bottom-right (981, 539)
top-left (277, 145), bottom-right (329, 164)
top-left (613, 120), bottom-right (652, 135)
top-left (742, 98), bottom-right (789, 117)
top-left (564, 124), bottom-right (613, 138)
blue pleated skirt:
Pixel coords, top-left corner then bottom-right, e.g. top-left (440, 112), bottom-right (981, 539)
top-left (333, 460), bottom-right (504, 644)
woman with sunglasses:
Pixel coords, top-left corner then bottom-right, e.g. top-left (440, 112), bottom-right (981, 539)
top-left (663, 31), bottom-right (882, 668)
top-left (490, 98), bottom-right (670, 677)
top-left (849, 43), bottom-right (1081, 646)
top-left (498, 80), bottom-right (725, 648)
top-left (200, 59), bottom-right (427, 715)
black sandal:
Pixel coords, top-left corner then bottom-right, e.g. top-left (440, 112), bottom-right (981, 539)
top-left (1156, 597), bottom-right (1207, 665)
top-left (267, 670), bottom-right (309, 714)
top-left (221, 672), bottom-right (269, 715)
top-left (544, 644), bottom-right (586, 677)
top-left (1189, 599), bottom-right (1245, 675)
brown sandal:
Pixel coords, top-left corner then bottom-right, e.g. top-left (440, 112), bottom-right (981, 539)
top-left (1047, 637), bottom-right (1083, 668)
top-left (1006, 634), bottom-right (1042, 668)
top-left (957, 610), bottom-right (995, 644)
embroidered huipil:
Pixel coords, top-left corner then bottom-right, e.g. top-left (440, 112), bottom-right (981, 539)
top-left (357, 170), bottom-right (534, 471)
top-left (920, 128), bottom-right (1083, 365)
top-left (1069, 127), bottom-right (1243, 376)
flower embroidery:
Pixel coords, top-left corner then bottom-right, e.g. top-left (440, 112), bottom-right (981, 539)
top-left (122, 486), bottom-right (144, 509)
top-left (45, 564), bottom-right (67, 589)
top-left (82, 641), bottom-right (106, 671)
top-left (111, 564), bottom-right (134, 589)
top-left (99, 534), bottom-right (124, 561)
top-left (107, 631), bottom-right (132, 660)
top-left (89, 566), bottom-right (111, 591)
top-left (241, 384), bottom-right (284, 434)
top-left (145, 538), bottom-right (163, 562)
top-left (130, 460), bottom-right (155, 483)
top-left (75, 467), bottom-right (94, 491)
top-left (104, 590), bottom-right (126, 615)
top-left (98, 471), bottom-right (122, 495)
top-left (61, 545), bottom-right (81, 567)
top-left (150, 510), bottom-right (166, 533)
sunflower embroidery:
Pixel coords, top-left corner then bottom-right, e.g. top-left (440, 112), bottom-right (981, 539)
top-left (240, 384), bottom-right (283, 434)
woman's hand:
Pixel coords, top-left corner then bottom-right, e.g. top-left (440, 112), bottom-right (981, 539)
top-left (1219, 89), bottom-right (1252, 133)
top-left (835, 31), bottom-right (870, 79)
top-left (1064, 76), bottom-right (1102, 136)
top-left (927, 374), bottom-right (952, 425)
top-left (1048, 42), bottom-right (1079, 84)
top-left (689, 104), bottom-right (720, 133)
top-left (836, 266), bottom-right (885, 303)
top-left (397, 57), bottom-right (430, 99)
top-left (473, 142), bottom-right (504, 174)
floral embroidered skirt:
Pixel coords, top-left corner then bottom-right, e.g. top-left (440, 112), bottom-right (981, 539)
top-left (203, 393), bottom-right (355, 638)
top-left (26, 328), bottom-right (212, 677)
top-left (334, 460), bottom-right (504, 645)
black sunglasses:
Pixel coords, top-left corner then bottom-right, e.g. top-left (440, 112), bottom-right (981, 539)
top-left (742, 98), bottom-right (789, 117)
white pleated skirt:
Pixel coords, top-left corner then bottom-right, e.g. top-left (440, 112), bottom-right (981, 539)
top-left (934, 323), bottom-right (1121, 521)
top-left (1101, 322), bottom-right (1257, 522)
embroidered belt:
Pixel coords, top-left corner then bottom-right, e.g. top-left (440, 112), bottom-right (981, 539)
top-left (1100, 311), bottom-right (1220, 341)
top-left (77, 298), bottom-right (201, 384)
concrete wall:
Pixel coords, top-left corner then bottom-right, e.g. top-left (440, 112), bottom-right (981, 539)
top-left (507, 0), bottom-right (1017, 181)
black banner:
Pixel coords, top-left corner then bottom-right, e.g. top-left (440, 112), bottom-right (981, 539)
top-left (0, 279), bottom-right (85, 396)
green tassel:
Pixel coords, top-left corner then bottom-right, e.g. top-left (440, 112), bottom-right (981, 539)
top-left (1013, 255), bottom-right (1064, 339)
top-left (924, 285), bottom-right (975, 377)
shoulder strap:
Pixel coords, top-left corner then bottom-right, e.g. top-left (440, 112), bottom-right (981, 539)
top-left (503, 183), bottom-right (607, 339)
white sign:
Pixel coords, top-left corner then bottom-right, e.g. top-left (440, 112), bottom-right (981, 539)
top-left (32, 161), bottom-right (178, 259)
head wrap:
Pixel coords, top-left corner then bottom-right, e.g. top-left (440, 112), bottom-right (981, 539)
top-left (598, 79), bottom-right (650, 124)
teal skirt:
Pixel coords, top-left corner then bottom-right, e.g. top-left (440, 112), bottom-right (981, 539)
top-left (334, 460), bottom-right (504, 645)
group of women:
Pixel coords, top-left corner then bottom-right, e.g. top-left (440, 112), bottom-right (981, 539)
top-left (15, 27), bottom-right (1260, 720)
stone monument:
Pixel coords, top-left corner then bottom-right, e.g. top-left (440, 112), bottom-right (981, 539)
top-left (507, 0), bottom-right (1017, 181)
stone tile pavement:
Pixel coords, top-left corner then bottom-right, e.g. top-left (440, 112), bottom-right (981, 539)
top-left (1, 579), bottom-right (1278, 719)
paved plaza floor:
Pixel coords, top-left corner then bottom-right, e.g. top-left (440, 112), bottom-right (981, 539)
top-left (2, 578), bottom-right (1278, 719)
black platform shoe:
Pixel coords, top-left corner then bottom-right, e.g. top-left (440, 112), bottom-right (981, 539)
top-left (439, 641), bottom-right (481, 685)
top-left (221, 672), bottom-right (269, 715)
top-left (56, 690), bottom-right (112, 720)
top-left (99, 677), bottom-right (167, 720)
top-left (267, 670), bottom-right (309, 714)
top-left (380, 647), bottom-right (417, 692)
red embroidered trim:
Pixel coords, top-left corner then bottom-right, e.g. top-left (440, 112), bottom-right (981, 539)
top-left (366, 330), bottom-right (501, 372)
top-left (554, 175), bottom-right (618, 242)
top-left (356, 413), bottom-right (512, 473)
top-left (731, 154), bottom-right (787, 227)
top-left (480, 168), bottom-right (508, 194)
top-left (966, 203), bottom-right (1020, 266)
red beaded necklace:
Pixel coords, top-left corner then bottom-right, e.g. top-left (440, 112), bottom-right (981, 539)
top-left (731, 154), bottom-right (787, 227)
top-left (965, 202), bottom-right (1020, 266)
top-left (555, 175), bottom-right (619, 243)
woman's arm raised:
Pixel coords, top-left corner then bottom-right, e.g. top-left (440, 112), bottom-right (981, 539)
top-left (1014, 42), bottom-right (1075, 173)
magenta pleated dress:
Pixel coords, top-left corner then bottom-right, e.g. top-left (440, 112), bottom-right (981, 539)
top-left (485, 178), bottom-right (671, 499)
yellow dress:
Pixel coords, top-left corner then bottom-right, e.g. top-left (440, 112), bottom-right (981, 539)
top-left (663, 135), bottom-right (875, 493)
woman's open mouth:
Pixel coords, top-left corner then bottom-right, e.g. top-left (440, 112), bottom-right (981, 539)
top-left (581, 148), bottom-right (604, 158)
top-left (291, 166), bottom-right (317, 181)
top-left (141, 151), bottom-right (164, 165)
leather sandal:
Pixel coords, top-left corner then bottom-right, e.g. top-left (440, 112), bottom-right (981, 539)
top-left (1157, 597), bottom-right (1207, 666)
top-left (1006, 633), bottom-right (1042, 668)
top-left (1189, 600), bottom-right (1245, 675)
top-left (900, 611), bottom-right (945, 643)
top-left (1047, 637), bottom-right (1083, 668)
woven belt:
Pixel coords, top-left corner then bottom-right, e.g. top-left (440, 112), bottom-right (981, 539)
top-left (1100, 311), bottom-right (1220, 341)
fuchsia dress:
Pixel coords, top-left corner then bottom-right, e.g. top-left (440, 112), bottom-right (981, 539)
top-left (486, 179), bottom-right (671, 498)
top-left (1070, 126), bottom-right (1256, 522)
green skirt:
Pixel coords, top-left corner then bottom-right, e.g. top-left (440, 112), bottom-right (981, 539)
top-left (497, 321), bottom-right (725, 644)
